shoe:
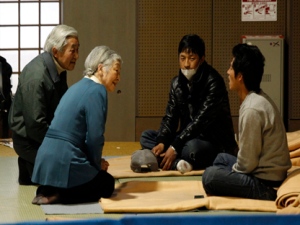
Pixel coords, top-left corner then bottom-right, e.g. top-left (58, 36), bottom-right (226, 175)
top-left (176, 160), bottom-right (193, 174)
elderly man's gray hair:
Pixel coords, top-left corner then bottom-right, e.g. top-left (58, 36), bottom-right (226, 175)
top-left (44, 24), bottom-right (78, 53)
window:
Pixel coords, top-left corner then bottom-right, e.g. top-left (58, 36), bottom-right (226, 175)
top-left (0, 0), bottom-right (61, 94)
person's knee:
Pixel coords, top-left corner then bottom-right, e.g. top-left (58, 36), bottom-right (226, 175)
top-left (185, 139), bottom-right (199, 150)
top-left (182, 139), bottom-right (217, 169)
top-left (101, 172), bottom-right (115, 198)
top-left (141, 129), bottom-right (158, 138)
top-left (141, 129), bottom-right (151, 137)
top-left (213, 152), bottom-right (237, 167)
top-left (216, 152), bottom-right (227, 159)
top-left (102, 183), bottom-right (115, 198)
top-left (202, 167), bottom-right (217, 184)
top-left (140, 130), bottom-right (149, 148)
top-left (182, 139), bottom-right (201, 160)
top-left (140, 130), bottom-right (157, 149)
top-left (202, 166), bottom-right (219, 193)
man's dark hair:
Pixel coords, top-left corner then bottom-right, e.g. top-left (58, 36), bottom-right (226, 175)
top-left (232, 43), bottom-right (265, 93)
top-left (178, 34), bottom-right (205, 57)
top-left (0, 56), bottom-right (12, 138)
top-left (0, 56), bottom-right (12, 108)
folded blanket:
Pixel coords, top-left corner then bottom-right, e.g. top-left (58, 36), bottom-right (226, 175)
top-left (289, 147), bottom-right (300, 166)
top-left (277, 207), bottom-right (300, 214)
top-left (107, 156), bottom-right (204, 178)
top-left (286, 131), bottom-right (300, 151)
top-left (290, 148), bottom-right (300, 158)
top-left (291, 158), bottom-right (300, 167)
top-left (100, 180), bottom-right (276, 213)
top-left (276, 168), bottom-right (300, 214)
top-left (276, 196), bottom-right (300, 214)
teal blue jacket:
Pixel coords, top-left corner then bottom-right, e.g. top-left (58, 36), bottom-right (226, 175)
top-left (32, 78), bottom-right (107, 188)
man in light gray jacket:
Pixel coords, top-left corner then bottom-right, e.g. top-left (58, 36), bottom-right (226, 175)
top-left (202, 43), bottom-right (291, 200)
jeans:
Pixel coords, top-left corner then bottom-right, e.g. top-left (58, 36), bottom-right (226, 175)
top-left (202, 153), bottom-right (277, 200)
top-left (140, 129), bottom-right (219, 170)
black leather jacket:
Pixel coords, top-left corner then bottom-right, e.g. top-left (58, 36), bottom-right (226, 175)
top-left (156, 61), bottom-right (238, 155)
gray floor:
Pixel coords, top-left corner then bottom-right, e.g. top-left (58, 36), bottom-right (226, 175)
top-left (0, 150), bottom-right (274, 223)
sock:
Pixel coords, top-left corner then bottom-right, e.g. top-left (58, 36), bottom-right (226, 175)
top-left (176, 159), bottom-right (193, 174)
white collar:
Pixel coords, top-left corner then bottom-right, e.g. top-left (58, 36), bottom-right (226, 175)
top-left (52, 56), bottom-right (65, 75)
top-left (84, 75), bottom-right (101, 84)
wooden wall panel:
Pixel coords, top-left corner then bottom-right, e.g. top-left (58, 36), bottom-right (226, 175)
top-left (63, 0), bottom-right (136, 141)
top-left (137, 0), bottom-right (213, 117)
top-left (212, 0), bottom-right (286, 116)
top-left (287, 1), bottom-right (300, 131)
top-left (288, 2), bottom-right (300, 119)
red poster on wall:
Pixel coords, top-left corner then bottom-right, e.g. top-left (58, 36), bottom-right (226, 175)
top-left (242, 0), bottom-right (277, 21)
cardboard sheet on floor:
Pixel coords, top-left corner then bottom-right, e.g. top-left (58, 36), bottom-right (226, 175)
top-left (100, 180), bottom-right (277, 213)
top-left (107, 155), bottom-right (204, 178)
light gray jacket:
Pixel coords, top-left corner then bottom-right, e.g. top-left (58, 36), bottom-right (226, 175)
top-left (233, 90), bottom-right (291, 181)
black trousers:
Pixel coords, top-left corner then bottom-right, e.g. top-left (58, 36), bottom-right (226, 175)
top-left (36, 170), bottom-right (115, 204)
top-left (12, 133), bottom-right (39, 183)
top-left (140, 129), bottom-right (219, 170)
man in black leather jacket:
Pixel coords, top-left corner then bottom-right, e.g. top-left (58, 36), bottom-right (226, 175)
top-left (140, 34), bottom-right (238, 173)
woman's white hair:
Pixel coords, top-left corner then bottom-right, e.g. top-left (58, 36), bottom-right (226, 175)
top-left (44, 24), bottom-right (78, 52)
top-left (83, 46), bottom-right (122, 77)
